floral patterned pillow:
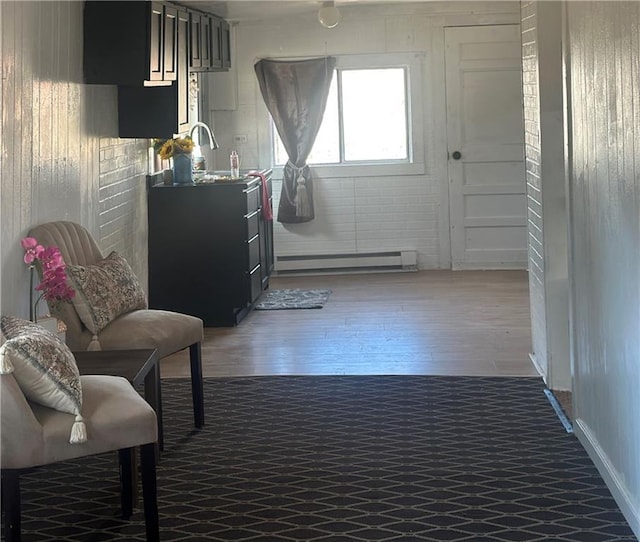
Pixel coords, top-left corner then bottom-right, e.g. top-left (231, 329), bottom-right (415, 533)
top-left (66, 251), bottom-right (147, 336)
top-left (0, 316), bottom-right (86, 444)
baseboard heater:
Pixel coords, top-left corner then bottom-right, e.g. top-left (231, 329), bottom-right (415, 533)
top-left (275, 251), bottom-right (417, 274)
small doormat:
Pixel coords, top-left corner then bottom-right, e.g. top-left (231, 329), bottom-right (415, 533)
top-left (255, 288), bottom-right (332, 310)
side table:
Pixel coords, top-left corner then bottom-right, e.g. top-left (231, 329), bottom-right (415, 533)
top-left (73, 349), bottom-right (163, 451)
top-left (73, 348), bottom-right (163, 516)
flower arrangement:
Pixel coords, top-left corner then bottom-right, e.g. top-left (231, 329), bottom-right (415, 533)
top-left (21, 237), bottom-right (75, 323)
top-left (154, 136), bottom-right (195, 160)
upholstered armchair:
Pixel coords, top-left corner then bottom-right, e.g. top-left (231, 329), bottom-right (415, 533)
top-left (29, 221), bottom-right (205, 429)
top-left (0, 371), bottom-right (159, 541)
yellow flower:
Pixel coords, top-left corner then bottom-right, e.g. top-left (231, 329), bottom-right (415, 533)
top-left (174, 137), bottom-right (195, 154)
top-left (156, 137), bottom-right (195, 160)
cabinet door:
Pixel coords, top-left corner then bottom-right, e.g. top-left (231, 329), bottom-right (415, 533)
top-left (210, 17), bottom-right (223, 69)
top-left (118, 84), bottom-right (178, 138)
top-left (163, 4), bottom-right (178, 81)
top-left (177, 10), bottom-right (190, 133)
top-left (148, 2), bottom-right (164, 81)
top-left (190, 12), bottom-right (203, 69)
top-left (221, 19), bottom-right (231, 69)
top-left (201, 15), bottom-right (213, 70)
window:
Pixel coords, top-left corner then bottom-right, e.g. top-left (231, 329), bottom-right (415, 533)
top-left (271, 53), bottom-right (424, 177)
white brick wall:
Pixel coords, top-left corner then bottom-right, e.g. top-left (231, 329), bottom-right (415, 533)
top-left (98, 138), bottom-right (149, 289)
top-left (521, 0), bottom-right (547, 375)
top-left (520, 0), bottom-right (569, 390)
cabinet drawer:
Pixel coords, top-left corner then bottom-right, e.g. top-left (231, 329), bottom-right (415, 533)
top-left (248, 264), bottom-right (262, 303)
top-left (248, 234), bottom-right (260, 271)
top-left (246, 210), bottom-right (259, 240)
top-left (245, 184), bottom-right (260, 214)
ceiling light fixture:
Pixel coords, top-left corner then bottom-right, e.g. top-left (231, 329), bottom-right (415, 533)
top-left (318, 1), bottom-right (341, 29)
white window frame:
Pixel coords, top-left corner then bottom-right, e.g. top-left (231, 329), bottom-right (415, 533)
top-left (265, 52), bottom-right (425, 179)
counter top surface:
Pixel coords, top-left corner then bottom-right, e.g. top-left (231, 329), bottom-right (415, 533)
top-left (149, 169), bottom-right (271, 188)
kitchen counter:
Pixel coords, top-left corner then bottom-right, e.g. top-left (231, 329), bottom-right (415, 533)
top-left (147, 169), bottom-right (274, 326)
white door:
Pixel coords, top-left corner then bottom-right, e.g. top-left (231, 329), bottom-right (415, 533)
top-left (445, 25), bottom-right (526, 269)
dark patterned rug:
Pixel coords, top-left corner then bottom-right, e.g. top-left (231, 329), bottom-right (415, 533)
top-left (254, 289), bottom-right (332, 310)
top-left (6, 377), bottom-right (636, 541)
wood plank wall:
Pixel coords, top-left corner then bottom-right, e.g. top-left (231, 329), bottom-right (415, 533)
top-left (567, 1), bottom-right (640, 535)
top-left (1, 1), bottom-right (149, 318)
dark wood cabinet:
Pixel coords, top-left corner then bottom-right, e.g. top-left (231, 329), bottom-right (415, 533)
top-left (147, 171), bottom-right (274, 326)
top-left (176, 9), bottom-right (190, 131)
top-left (221, 19), bottom-right (232, 69)
top-left (84, 1), bottom-right (176, 86)
top-left (190, 11), bottom-right (228, 72)
top-left (210, 17), bottom-right (223, 69)
top-left (117, 7), bottom-right (189, 138)
top-left (259, 178), bottom-right (274, 288)
top-left (189, 12), bottom-right (202, 70)
top-left (201, 15), bottom-right (213, 69)
top-left (162, 4), bottom-right (178, 82)
top-left (149, 2), bottom-right (164, 81)
top-left (84, 1), bottom-right (231, 137)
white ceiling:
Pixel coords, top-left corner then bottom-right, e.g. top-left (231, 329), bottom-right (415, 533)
top-left (177, 1), bottom-right (425, 22)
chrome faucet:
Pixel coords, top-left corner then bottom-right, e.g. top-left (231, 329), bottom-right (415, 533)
top-left (189, 122), bottom-right (219, 150)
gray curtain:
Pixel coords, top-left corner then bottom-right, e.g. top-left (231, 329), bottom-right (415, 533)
top-left (255, 57), bottom-right (336, 223)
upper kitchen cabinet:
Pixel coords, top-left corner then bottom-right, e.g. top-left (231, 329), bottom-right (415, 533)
top-left (84, 1), bottom-right (178, 86)
top-left (189, 11), bottom-right (203, 70)
top-left (118, 8), bottom-right (190, 138)
top-left (221, 19), bottom-right (232, 69)
top-left (189, 10), bottom-right (230, 72)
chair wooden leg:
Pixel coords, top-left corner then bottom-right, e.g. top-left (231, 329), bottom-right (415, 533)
top-left (189, 342), bottom-right (205, 428)
top-left (140, 443), bottom-right (159, 542)
top-left (118, 448), bottom-right (135, 518)
top-left (1, 469), bottom-right (21, 542)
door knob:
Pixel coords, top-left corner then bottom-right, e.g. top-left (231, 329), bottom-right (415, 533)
top-left (452, 151), bottom-right (462, 160)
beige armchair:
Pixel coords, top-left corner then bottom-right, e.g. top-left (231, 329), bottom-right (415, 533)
top-left (29, 221), bottom-right (205, 429)
top-left (0, 372), bottom-right (159, 541)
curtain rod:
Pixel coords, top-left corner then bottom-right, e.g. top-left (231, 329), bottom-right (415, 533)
top-left (254, 51), bottom-right (425, 63)
top-left (254, 54), bottom-right (334, 63)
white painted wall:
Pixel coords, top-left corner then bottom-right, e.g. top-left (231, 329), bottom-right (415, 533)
top-left (0, 1), bottom-right (149, 319)
top-left (204, 2), bottom-right (521, 270)
top-left (567, 2), bottom-right (640, 536)
top-left (0, 0), bottom-right (4, 318)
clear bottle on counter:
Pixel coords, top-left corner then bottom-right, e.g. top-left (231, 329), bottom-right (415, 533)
top-left (193, 155), bottom-right (206, 171)
top-left (230, 150), bottom-right (240, 178)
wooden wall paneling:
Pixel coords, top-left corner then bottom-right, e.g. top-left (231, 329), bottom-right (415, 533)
top-left (65, 1), bottom-right (85, 226)
top-left (2, 1), bottom-right (21, 315)
top-left (27, 2), bottom-right (41, 226)
top-left (17, 3), bottom-right (30, 235)
top-left (1, 1), bottom-right (150, 317)
top-left (0, 0), bottom-right (3, 312)
top-left (568, 2), bottom-right (640, 536)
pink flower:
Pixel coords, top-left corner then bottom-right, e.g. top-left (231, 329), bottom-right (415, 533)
top-left (21, 237), bottom-right (75, 321)
top-left (21, 237), bottom-right (44, 265)
top-left (36, 266), bottom-right (75, 303)
top-left (39, 246), bottom-right (65, 271)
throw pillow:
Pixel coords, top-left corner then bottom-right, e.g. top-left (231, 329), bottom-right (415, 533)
top-left (0, 315), bottom-right (86, 444)
top-left (66, 251), bottom-right (147, 340)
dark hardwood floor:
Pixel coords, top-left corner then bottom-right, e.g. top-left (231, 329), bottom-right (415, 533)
top-left (161, 270), bottom-right (538, 378)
